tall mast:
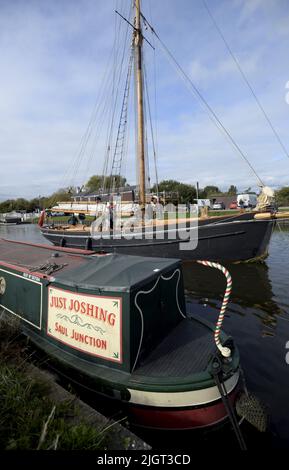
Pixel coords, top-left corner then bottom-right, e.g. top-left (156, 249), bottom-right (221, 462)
top-left (134, 0), bottom-right (146, 210)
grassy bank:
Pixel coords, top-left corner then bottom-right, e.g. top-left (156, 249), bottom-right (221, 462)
top-left (0, 316), bottom-right (125, 450)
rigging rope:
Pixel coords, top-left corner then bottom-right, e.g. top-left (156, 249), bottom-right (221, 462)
top-left (141, 51), bottom-right (151, 192)
top-left (101, 1), bottom-right (126, 192)
top-left (101, 2), bottom-right (133, 194)
top-left (67, 3), bottom-right (127, 189)
top-left (202, 0), bottom-right (289, 161)
top-left (57, 19), bottom-right (121, 195)
top-left (54, 0), bottom-right (133, 199)
top-left (109, 46), bottom-right (134, 193)
top-left (143, 60), bottom-right (159, 194)
top-left (142, 15), bottom-right (264, 187)
top-left (148, 0), bottom-right (160, 197)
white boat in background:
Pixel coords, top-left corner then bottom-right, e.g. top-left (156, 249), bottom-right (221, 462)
top-left (0, 211), bottom-right (22, 225)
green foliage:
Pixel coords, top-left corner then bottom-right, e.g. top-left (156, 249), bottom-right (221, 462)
top-left (151, 180), bottom-right (232, 202)
top-left (0, 360), bottom-right (110, 450)
top-left (0, 190), bottom-right (71, 212)
top-left (0, 365), bottom-right (50, 450)
top-left (0, 319), bottom-right (110, 451)
top-left (44, 189), bottom-right (71, 209)
top-left (28, 197), bottom-right (45, 211)
top-left (86, 175), bottom-right (104, 192)
top-left (275, 187), bottom-right (289, 207)
top-left (0, 198), bottom-right (34, 213)
top-left (227, 185), bottom-right (237, 195)
top-left (152, 180), bottom-right (196, 203)
top-left (3, 177), bottom-right (273, 212)
top-left (56, 422), bottom-right (107, 450)
top-left (86, 175), bottom-right (127, 193)
top-left (0, 199), bottom-right (14, 212)
top-left (202, 185), bottom-right (221, 196)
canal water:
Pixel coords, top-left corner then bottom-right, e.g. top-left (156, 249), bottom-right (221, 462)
top-left (1, 223), bottom-right (289, 448)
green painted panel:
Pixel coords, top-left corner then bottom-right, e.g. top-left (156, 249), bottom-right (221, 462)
top-left (0, 268), bottom-right (42, 329)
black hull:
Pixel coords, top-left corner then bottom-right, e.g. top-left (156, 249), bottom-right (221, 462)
top-left (40, 218), bottom-right (275, 262)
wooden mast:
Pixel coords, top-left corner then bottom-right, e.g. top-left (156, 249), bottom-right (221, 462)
top-left (134, 0), bottom-right (146, 211)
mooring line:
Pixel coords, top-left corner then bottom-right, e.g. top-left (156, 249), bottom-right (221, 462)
top-left (196, 260), bottom-right (232, 358)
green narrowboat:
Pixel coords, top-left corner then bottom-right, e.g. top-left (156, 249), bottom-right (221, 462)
top-left (0, 238), bottom-right (240, 430)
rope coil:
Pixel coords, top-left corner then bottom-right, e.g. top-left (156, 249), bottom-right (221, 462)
top-left (197, 260), bottom-right (232, 358)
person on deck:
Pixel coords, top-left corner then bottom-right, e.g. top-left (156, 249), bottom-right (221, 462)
top-left (78, 213), bottom-right (86, 225)
top-left (109, 203), bottom-right (114, 230)
top-left (150, 196), bottom-right (158, 219)
top-left (68, 214), bottom-right (79, 226)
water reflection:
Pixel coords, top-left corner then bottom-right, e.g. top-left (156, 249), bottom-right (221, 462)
top-left (0, 223), bottom-right (46, 244)
top-left (183, 261), bottom-right (285, 335)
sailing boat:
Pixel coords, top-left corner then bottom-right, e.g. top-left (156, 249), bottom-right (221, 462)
top-left (40, 1), bottom-right (275, 262)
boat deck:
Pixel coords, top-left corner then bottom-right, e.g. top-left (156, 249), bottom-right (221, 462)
top-left (134, 318), bottom-right (215, 378)
top-left (0, 238), bottom-right (94, 275)
top-left (44, 211), bottom-right (250, 234)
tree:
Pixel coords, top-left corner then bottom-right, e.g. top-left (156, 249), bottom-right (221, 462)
top-left (86, 175), bottom-right (127, 193)
top-left (0, 198), bottom-right (30, 212)
top-left (203, 186), bottom-right (221, 196)
top-left (151, 180), bottom-right (196, 204)
top-left (13, 198), bottom-right (29, 211)
top-left (275, 187), bottom-right (289, 207)
top-left (27, 198), bottom-right (42, 212)
top-left (0, 199), bottom-right (14, 212)
top-left (85, 175), bottom-right (103, 193)
top-left (44, 189), bottom-right (71, 209)
top-left (227, 185), bottom-right (237, 195)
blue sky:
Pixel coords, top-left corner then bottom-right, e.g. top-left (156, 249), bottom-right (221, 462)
top-left (0, 0), bottom-right (289, 199)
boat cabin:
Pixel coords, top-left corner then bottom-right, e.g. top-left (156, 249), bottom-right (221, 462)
top-left (0, 239), bottom-right (185, 373)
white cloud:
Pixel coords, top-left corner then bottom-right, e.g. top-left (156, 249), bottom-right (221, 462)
top-left (189, 55), bottom-right (259, 88)
top-left (278, 15), bottom-right (289, 36)
top-left (237, 0), bottom-right (264, 21)
top-left (0, 0), bottom-right (289, 200)
top-left (190, 60), bottom-right (209, 83)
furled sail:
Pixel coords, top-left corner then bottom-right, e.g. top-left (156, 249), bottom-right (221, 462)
top-left (256, 186), bottom-right (275, 211)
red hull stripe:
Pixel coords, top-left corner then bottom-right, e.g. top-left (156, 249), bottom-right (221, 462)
top-left (129, 389), bottom-right (238, 430)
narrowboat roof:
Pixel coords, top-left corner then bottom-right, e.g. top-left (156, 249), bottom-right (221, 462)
top-left (0, 238), bottom-right (180, 292)
top-left (55, 253), bottom-right (180, 292)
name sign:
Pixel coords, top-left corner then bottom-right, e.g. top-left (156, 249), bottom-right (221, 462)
top-left (47, 287), bottom-right (122, 363)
